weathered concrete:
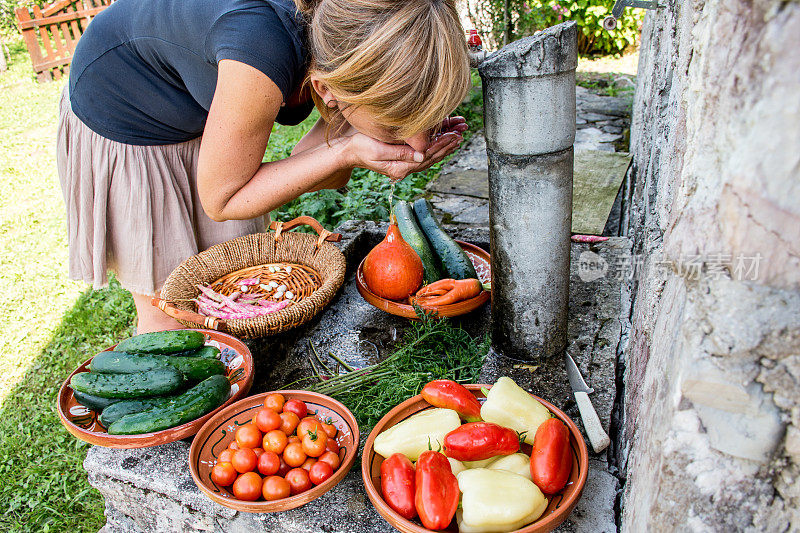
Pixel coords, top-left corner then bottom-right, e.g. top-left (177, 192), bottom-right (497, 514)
top-left (479, 23), bottom-right (577, 361)
top-left (620, 0), bottom-right (800, 530)
top-left (85, 221), bottom-right (631, 532)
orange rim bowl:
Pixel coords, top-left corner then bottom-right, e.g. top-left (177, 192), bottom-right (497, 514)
top-left (356, 241), bottom-right (491, 319)
top-left (57, 329), bottom-right (254, 449)
top-left (189, 390), bottom-right (359, 513)
top-left (361, 384), bottom-right (589, 533)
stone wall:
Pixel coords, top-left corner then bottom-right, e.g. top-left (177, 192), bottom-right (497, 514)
top-left (620, 0), bottom-right (800, 531)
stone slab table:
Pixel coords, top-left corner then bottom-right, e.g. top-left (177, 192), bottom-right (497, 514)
top-left (85, 220), bottom-right (631, 533)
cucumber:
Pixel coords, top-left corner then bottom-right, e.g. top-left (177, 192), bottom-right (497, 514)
top-left (72, 389), bottom-right (120, 412)
top-left (99, 396), bottom-right (179, 427)
top-left (168, 345), bottom-right (220, 359)
top-left (412, 198), bottom-right (478, 280)
top-left (90, 351), bottom-right (225, 381)
top-left (115, 330), bottom-right (205, 354)
top-left (394, 200), bottom-right (442, 285)
top-left (108, 375), bottom-right (231, 435)
top-left (70, 368), bottom-right (185, 399)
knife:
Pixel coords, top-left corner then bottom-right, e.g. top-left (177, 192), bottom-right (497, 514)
top-left (565, 353), bottom-right (610, 453)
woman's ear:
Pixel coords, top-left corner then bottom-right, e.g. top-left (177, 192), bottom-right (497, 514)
top-left (309, 76), bottom-right (337, 108)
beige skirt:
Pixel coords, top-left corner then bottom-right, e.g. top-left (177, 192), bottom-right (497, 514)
top-left (56, 87), bottom-right (266, 296)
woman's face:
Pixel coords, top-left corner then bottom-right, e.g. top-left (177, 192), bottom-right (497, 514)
top-left (338, 103), bottom-right (432, 154)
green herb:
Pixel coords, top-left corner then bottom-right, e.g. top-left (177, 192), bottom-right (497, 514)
top-left (297, 311), bottom-right (489, 430)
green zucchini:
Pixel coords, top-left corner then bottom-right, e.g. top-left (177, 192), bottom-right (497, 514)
top-left (115, 330), bottom-right (205, 354)
top-left (70, 368), bottom-right (185, 399)
top-left (90, 351), bottom-right (225, 381)
top-left (412, 198), bottom-right (478, 280)
top-left (72, 389), bottom-right (120, 412)
top-left (99, 396), bottom-right (179, 427)
top-left (108, 375), bottom-right (231, 435)
top-left (394, 200), bottom-right (442, 285)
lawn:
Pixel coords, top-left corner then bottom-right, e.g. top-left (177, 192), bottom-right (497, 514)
top-left (0, 38), bottom-right (481, 532)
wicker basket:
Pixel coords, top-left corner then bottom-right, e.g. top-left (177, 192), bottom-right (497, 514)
top-left (154, 216), bottom-right (346, 338)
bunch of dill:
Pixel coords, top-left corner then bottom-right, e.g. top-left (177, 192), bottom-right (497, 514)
top-left (306, 313), bottom-right (489, 430)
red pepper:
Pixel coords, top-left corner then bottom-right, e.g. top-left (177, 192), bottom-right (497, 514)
top-left (380, 453), bottom-right (417, 520)
top-left (421, 380), bottom-right (482, 422)
top-left (529, 418), bottom-right (572, 494)
top-left (415, 451), bottom-right (459, 530)
top-left (443, 422), bottom-right (519, 461)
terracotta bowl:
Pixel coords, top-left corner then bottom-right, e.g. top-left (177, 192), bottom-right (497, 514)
top-left (57, 330), bottom-right (253, 448)
top-left (362, 384), bottom-right (589, 533)
top-left (189, 390), bottom-right (359, 513)
top-left (356, 241), bottom-right (491, 319)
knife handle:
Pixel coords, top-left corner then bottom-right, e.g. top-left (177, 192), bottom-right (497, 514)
top-left (574, 391), bottom-right (611, 453)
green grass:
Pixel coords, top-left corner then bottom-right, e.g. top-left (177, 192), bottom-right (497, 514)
top-left (0, 36), bottom-right (482, 532)
top-left (0, 39), bottom-right (135, 532)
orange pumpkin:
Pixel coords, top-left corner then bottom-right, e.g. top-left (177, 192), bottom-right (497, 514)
top-left (363, 221), bottom-right (424, 300)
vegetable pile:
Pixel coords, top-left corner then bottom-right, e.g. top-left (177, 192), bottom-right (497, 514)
top-left (374, 377), bottom-right (573, 532)
top-left (363, 199), bottom-right (485, 307)
top-left (195, 265), bottom-right (300, 320)
top-left (208, 393), bottom-right (344, 502)
top-left (69, 330), bottom-right (230, 435)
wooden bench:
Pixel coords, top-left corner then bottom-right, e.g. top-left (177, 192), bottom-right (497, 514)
top-left (15, 0), bottom-right (114, 82)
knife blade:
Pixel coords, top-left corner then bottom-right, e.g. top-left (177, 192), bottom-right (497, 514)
top-left (565, 353), bottom-right (610, 453)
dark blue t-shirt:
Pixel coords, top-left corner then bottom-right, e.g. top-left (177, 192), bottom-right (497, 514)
top-left (69, 0), bottom-right (310, 145)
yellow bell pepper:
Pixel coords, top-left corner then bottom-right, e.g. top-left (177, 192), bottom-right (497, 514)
top-left (448, 457), bottom-right (467, 476)
top-left (480, 376), bottom-right (550, 445)
top-left (463, 457), bottom-right (500, 469)
top-left (487, 453), bottom-right (532, 480)
top-left (374, 408), bottom-right (460, 461)
top-left (456, 468), bottom-right (548, 533)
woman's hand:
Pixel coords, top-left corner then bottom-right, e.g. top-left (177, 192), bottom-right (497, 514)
top-left (345, 128), bottom-right (464, 181)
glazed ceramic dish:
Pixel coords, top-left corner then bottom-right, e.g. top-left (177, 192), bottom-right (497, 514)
top-left (362, 384), bottom-right (589, 533)
top-left (57, 330), bottom-right (253, 449)
top-left (189, 390), bottom-right (359, 513)
top-left (356, 241), bottom-right (491, 319)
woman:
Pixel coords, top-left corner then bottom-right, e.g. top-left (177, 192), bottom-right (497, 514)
top-left (57, 0), bottom-right (471, 333)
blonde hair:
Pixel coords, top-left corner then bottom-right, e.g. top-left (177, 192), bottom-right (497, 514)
top-left (295, 0), bottom-right (471, 139)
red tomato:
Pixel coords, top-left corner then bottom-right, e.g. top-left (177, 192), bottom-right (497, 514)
top-left (287, 435), bottom-right (300, 445)
top-left (530, 418), bottom-right (572, 494)
top-left (285, 467), bottom-right (312, 495)
top-left (301, 429), bottom-right (328, 458)
top-left (308, 460), bottom-right (334, 485)
top-left (252, 447), bottom-right (265, 458)
top-left (232, 472), bottom-right (262, 501)
top-left (325, 439), bottom-right (340, 455)
top-left (210, 462), bottom-right (237, 487)
top-left (300, 457), bottom-right (317, 471)
top-left (279, 412), bottom-right (300, 435)
top-left (235, 424), bottom-right (263, 449)
top-left (263, 430), bottom-right (288, 454)
top-left (318, 450), bottom-right (341, 471)
top-left (228, 441), bottom-right (240, 451)
top-left (231, 448), bottom-right (258, 474)
top-left (255, 408), bottom-right (282, 433)
top-left (283, 442), bottom-right (307, 468)
top-left (297, 417), bottom-right (323, 438)
top-left (257, 451), bottom-right (281, 476)
top-left (320, 418), bottom-right (337, 439)
top-left (262, 475), bottom-right (291, 501)
top-left (283, 399), bottom-right (307, 419)
top-left (218, 449), bottom-right (234, 464)
top-left (263, 393), bottom-right (286, 412)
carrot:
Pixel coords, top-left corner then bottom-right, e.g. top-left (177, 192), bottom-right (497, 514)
top-left (411, 278), bottom-right (483, 306)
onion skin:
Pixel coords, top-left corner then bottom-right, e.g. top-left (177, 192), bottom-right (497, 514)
top-left (363, 222), bottom-right (424, 301)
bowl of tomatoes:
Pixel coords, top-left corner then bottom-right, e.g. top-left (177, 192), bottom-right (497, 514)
top-left (189, 390), bottom-right (359, 512)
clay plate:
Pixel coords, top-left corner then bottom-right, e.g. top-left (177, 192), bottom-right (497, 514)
top-left (362, 384), bottom-right (589, 533)
top-left (356, 241), bottom-right (491, 319)
top-left (57, 329), bottom-right (253, 448)
top-left (189, 390), bottom-right (359, 513)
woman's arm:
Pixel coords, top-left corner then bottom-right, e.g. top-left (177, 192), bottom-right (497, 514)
top-left (291, 117), bottom-right (353, 191)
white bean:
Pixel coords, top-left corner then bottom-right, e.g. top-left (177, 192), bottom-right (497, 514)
top-left (285, 291), bottom-right (294, 300)
top-left (274, 292), bottom-right (284, 300)
top-left (269, 281), bottom-right (279, 288)
top-left (285, 266), bottom-right (292, 273)
top-left (277, 284), bottom-right (287, 292)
